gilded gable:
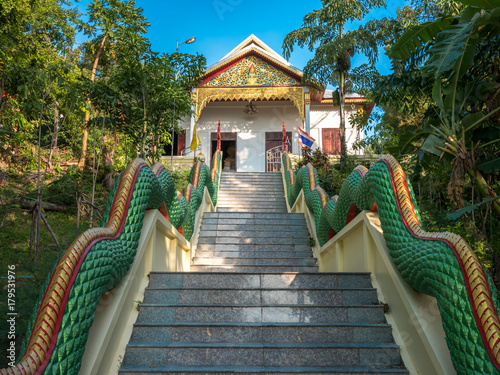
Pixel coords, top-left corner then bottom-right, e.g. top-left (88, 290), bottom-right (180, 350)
top-left (205, 56), bottom-right (299, 87)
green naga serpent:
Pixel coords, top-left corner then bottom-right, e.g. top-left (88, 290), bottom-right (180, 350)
top-left (283, 152), bottom-right (500, 374)
top-left (0, 149), bottom-right (222, 375)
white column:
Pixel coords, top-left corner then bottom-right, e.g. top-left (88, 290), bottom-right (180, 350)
top-left (187, 88), bottom-right (197, 156)
top-left (304, 87), bottom-right (311, 133)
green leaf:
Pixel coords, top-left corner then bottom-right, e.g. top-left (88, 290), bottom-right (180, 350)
top-left (446, 196), bottom-right (499, 220)
top-left (461, 111), bottom-right (485, 132)
top-left (421, 134), bottom-right (446, 157)
top-left (389, 17), bottom-right (454, 61)
top-left (458, 0), bottom-right (500, 10)
top-left (423, 13), bottom-right (480, 77)
top-left (397, 129), bottom-right (432, 153)
top-left (432, 79), bottom-right (445, 112)
top-left (474, 126), bottom-right (500, 140)
top-left (477, 158), bottom-right (500, 173)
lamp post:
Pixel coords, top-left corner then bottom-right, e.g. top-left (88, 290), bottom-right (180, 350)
top-left (176, 36), bottom-right (196, 52)
top-left (171, 36), bottom-right (196, 171)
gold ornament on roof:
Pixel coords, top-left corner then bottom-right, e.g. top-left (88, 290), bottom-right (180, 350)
top-left (247, 64), bottom-right (257, 85)
top-left (205, 56), bottom-right (299, 87)
top-left (194, 86), bottom-right (305, 121)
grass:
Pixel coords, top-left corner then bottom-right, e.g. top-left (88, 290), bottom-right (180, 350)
top-left (0, 162), bottom-right (192, 368)
top-left (0, 169), bottom-right (98, 368)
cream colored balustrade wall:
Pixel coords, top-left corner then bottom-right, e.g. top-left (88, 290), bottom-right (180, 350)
top-left (78, 186), bottom-right (215, 375)
top-left (282, 169), bottom-right (456, 375)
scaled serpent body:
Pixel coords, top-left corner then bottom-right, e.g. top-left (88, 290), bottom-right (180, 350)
top-left (1, 152), bottom-right (221, 375)
top-left (282, 153), bottom-right (500, 374)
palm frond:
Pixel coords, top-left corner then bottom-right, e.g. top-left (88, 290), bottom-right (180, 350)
top-left (389, 17), bottom-right (454, 60)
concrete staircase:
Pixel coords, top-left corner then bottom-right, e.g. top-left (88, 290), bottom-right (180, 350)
top-left (119, 172), bottom-right (408, 374)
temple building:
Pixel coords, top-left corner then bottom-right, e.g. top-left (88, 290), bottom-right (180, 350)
top-left (178, 35), bottom-right (372, 172)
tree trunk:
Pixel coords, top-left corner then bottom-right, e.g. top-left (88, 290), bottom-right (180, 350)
top-left (339, 70), bottom-right (347, 170)
top-left (48, 102), bottom-right (59, 170)
top-left (0, 77), bottom-right (4, 109)
top-left (466, 167), bottom-right (500, 216)
top-left (140, 78), bottom-right (148, 159)
top-left (35, 93), bottom-right (47, 262)
top-left (79, 35), bottom-right (107, 169)
top-left (102, 131), bottom-right (116, 190)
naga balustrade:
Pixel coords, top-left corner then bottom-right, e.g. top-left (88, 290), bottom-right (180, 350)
top-left (0, 149), bottom-right (222, 375)
top-left (281, 152), bottom-right (500, 375)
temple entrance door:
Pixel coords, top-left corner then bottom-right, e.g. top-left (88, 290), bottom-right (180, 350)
top-left (265, 132), bottom-right (292, 172)
top-left (322, 128), bottom-right (341, 155)
top-left (211, 132), bottom-right (237, 171)
top-left (164, 129), bottom-right (186, 156)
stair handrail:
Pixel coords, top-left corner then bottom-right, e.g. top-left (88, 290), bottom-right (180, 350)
top-left (0, 148), bottom-right (222, 375)
top-left (281, 152), bottom-right (500, 375)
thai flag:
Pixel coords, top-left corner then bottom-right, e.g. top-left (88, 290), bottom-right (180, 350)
top-left (298, 127), bottom-right (315, 148)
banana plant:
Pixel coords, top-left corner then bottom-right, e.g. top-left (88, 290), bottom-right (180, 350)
top-left (391, 0), bottom-right (500, 215)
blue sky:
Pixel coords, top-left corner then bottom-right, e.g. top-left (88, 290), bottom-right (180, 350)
top-left (76, 0), bottom-right (409, 76)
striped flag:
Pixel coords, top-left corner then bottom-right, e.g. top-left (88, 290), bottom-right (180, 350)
top-left (298, 127), bottom-right (315, 148)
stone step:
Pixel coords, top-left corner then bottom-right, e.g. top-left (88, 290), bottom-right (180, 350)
top-left (142, 288), bottom-right (378, 306)
top-left (216, 207), bottom-right (289, 213)
top-left (220, 180), bottom-right (283, 184)
top-left (195, 244), bottom-right (313, 252)
top-left (217, 197), bottom-right (286, 203)
top-left (147, 272), bottom-right (374, 290)
top-left (196, 237), bottom-right (310, 245)
top-left (220, 177), bottom-right (282, 182)
top-left (217, 204), bottom-right (287, 213)
top-left (201, 218), bottom-right (306, 226)
top-left (200, 223), bottom-right (307, 231)
top-left (189, 265), bottom-right (319, 273)
top-left (216, 201), bottom-right (285, 206)
top-left (218, 183), bottom-right (283, 188)
top-left (194, 250), bottom-right (313, 258)
top-left (136, 304), bottom-right (386, 324)
top-left (119, 365), bottom-right (409, 374)
top-left (122, 342), bottom-right (403, 368)
top-left (204, 212), bottom-right (303, 218)
top-left (219, 184), bottom-right (283, 188)
top-left (219, 185), bottom-right (283, 189)
top-left (191, 257), bottom-right (317, 267)
top-left (198, 230), bottom-right (309, 238)
top-left (220, 179), bottom-right (282, 183)
top-left (130, 322), bottom-right (395, 344)
top-left (219, 184), bottom-right (283, 191)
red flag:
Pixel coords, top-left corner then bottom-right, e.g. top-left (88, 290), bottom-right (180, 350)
top-left (217, 120), bottom-right (221, 151)
top-left (282, 121), bottom-right (286, 152)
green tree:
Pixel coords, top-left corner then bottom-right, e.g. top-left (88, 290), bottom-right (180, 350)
top-left (283, 0), bottom-right (386, 167)
top-left (111, 29), bottom-right (206, 163)
top-left (389, 0), bottom-right (500, 216)
top-left (77, 0), bottom-right (150, 168)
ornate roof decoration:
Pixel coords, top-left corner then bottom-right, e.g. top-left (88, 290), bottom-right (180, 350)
top-left (192, 35), bottom-right (372, 121)
top-left (220, 34), bottom-right (289, 65)
top-left (204, 56), bottom-right (300, 87)
top-left (201, 35), bottom-right (303, 86)
top-left (194, 86), bottom-right (305, 121)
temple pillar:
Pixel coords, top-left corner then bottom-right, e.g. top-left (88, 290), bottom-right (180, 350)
top-left (187, 88), bottom-right (197, 155)
top-left (304, 88), bottom-right (311, 133)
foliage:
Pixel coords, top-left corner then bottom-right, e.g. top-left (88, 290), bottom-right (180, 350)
top-left (283, 0), bottom-right (386, 165)
top-left (171, 168), bottom-right (191, 192)
top-left (111, 31), bottom-right (205, 163)
top-left (294, 147), bottom-right (372, 196)
top-left (0, 173), bottom-right (98, 368)
top-left (387, 0), bottom-right (500, 216)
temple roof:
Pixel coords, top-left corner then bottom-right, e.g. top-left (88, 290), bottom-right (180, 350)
top-left (201, 35), bottom-right (304, 87)
top-left (197, 35), bottom-right (371, 109)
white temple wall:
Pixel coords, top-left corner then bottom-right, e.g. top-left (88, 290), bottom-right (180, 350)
top-left (310, 104), bottom-right (361, 153)
top-left (181, 101), bottom-right (302, 172)
top-left (179, 101), bottom-right (362, 172)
